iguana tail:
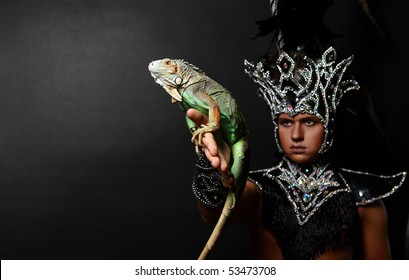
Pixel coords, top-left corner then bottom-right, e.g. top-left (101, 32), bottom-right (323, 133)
top-left (198, 190), bottom-right (235, 260)
top-left (198, 139), bottom-right (249, 260)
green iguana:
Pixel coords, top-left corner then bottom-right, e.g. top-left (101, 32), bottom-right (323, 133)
top-left (148, 58), bottom-right (249, 260)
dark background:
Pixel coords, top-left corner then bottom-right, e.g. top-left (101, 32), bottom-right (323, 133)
top-left (0, 0), bottom-right (408, 260)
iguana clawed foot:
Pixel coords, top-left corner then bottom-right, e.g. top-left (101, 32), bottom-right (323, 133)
top-left (191, 124), bottom-right (218, 155)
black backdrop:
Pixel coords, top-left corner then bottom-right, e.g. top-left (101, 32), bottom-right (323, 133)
top-left (1, 0), bottom-right (408, 260)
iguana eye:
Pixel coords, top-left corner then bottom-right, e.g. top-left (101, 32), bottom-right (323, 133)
top-left (175, 77), bottom-right (182, 85)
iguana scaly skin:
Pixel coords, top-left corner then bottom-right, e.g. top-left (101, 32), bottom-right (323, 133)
top-left (148, 58), bottom-right (249, 259)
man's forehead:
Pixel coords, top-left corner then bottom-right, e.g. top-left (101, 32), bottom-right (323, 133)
top-left (278, 113), bottom-right (321, 121)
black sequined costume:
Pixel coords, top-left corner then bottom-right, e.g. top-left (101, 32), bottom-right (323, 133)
top-left (248, 157), bottom-right (406, 259)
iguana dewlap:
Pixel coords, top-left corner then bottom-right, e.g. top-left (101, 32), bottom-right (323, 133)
top-left (148, 58), bottom-right (249, 259)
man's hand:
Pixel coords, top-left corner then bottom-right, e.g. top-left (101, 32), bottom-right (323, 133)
top-left (186, 108), bottom-right (231, 176)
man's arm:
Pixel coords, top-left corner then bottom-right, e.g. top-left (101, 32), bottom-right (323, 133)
top-left (187, 108), bottom-right (256, 223)
top-left (358, 200), bottom-right (391, 259)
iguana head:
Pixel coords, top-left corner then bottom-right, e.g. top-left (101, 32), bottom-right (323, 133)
top-left (148, 58), bottom-right (202, 103)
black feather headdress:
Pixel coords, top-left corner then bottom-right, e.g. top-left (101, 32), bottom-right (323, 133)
top-left (254, 0), bottom-right (384, 55)
top-left (254, 0), bottom-right (336, 53)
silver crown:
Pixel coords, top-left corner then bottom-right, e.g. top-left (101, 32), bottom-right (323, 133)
top-left (244, 46), bottom-right (360, 153)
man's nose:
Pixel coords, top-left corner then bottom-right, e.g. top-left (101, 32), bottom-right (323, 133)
top-left (291, 123), bottom-right (303, 141)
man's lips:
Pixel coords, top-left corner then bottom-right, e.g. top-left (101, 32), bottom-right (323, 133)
top-left (290, 146), bottom-right (306, 153)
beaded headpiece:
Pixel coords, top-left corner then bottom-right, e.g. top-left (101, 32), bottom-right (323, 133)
top-left (244, 46), bottom-right (360, 153)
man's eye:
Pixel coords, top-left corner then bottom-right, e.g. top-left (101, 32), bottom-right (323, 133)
top-left (305, 119), bottom-right (315, 126)
top-left (280, 120), bottom-right (292, 126)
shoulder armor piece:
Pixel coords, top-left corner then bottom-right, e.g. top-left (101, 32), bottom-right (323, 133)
top-left (248, 168), bottom-right (271, 190)
top-left (338, 168), bottom-right (407, 206)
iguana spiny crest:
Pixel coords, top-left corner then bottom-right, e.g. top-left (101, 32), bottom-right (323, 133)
top-left (148, 58), bottom-right (207, 103)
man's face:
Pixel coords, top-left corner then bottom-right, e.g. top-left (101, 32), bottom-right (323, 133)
top-left (278, 113), bottom-right (324, 164)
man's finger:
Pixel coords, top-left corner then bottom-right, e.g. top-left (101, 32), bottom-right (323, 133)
top-left (202, 133), bottom-right (218, 157)
top-left (186, 108), bottom-right (208, 126)
top-left (203, 147), bottom-right (221, 170)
